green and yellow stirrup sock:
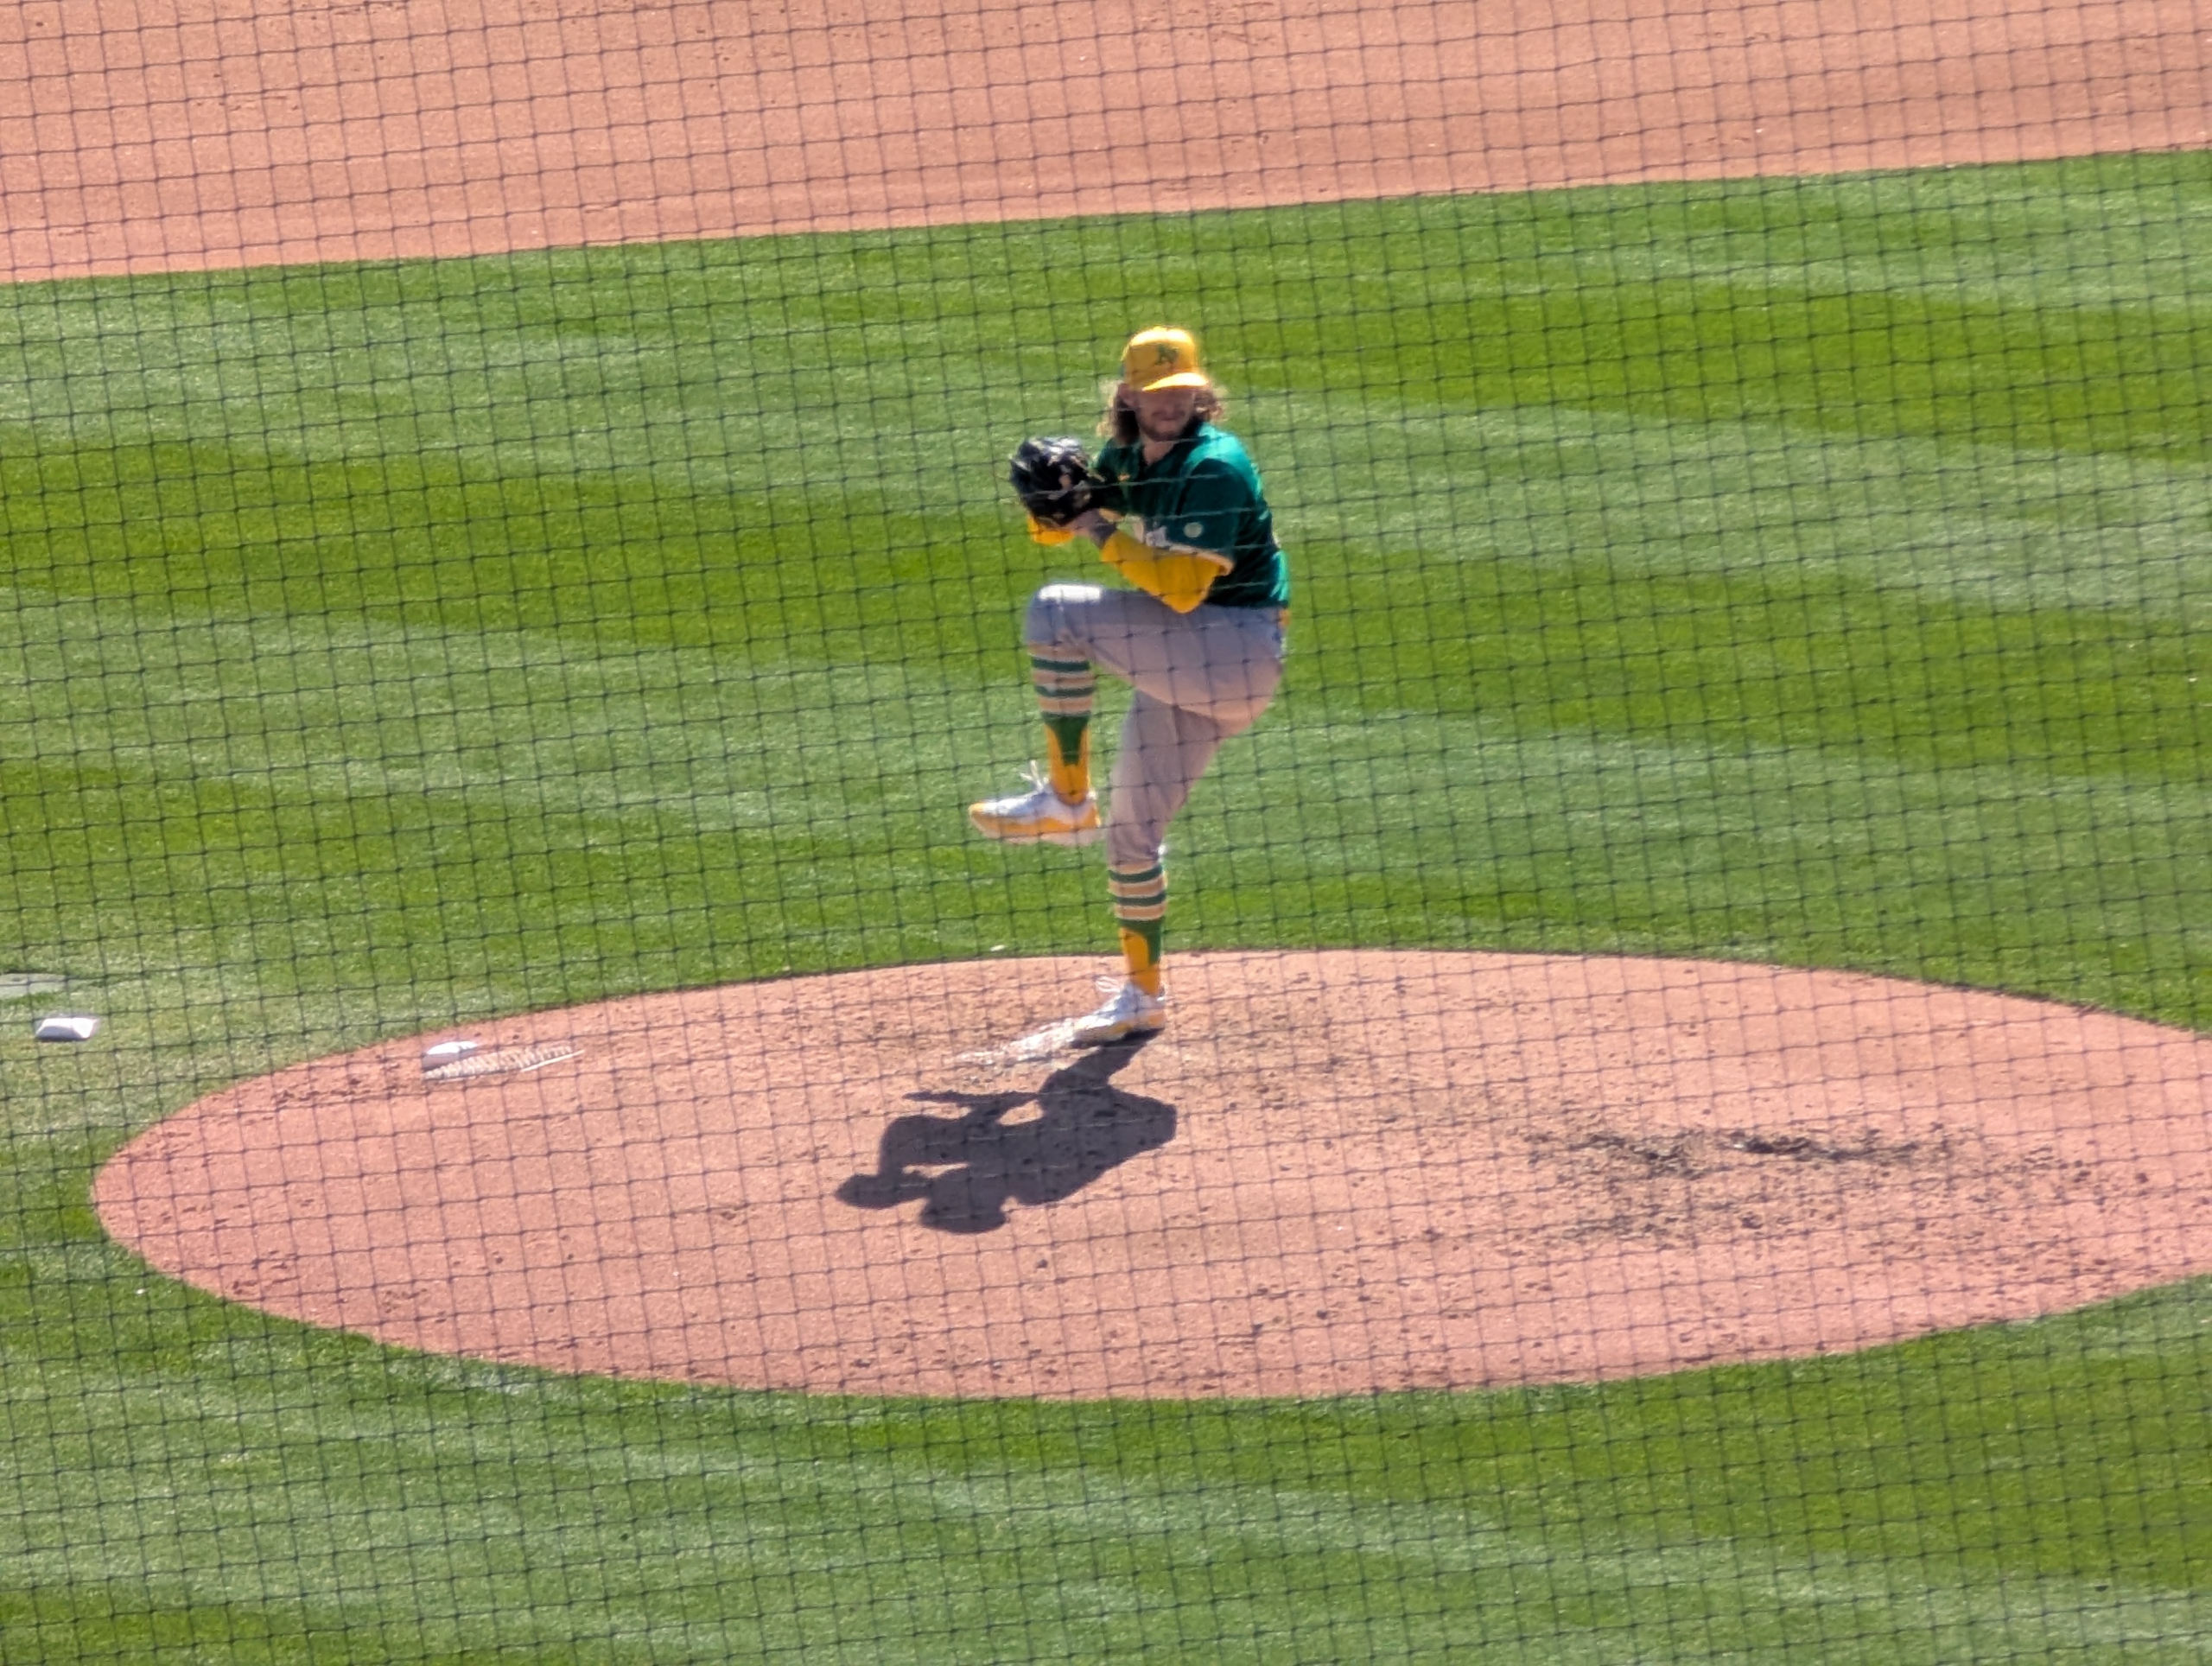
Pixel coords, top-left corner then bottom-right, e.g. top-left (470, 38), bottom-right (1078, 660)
top-left (1109, 861), bottom-right (1167, 996)
top-left (1031, 652), bottom-right (1095, 803)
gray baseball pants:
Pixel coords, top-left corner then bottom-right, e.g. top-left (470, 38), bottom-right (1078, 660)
top-left (1023, 582), bottom-right (1287, 871)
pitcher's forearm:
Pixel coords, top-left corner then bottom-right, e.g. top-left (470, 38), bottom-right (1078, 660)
top-left (1074, 512), bottom-right (1227, 613)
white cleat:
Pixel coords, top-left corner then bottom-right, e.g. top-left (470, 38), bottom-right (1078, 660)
top-left (968, 764), bottom-right (1103, 847)
top-left (1067, 978), bottom-right (1168, 1046)
top-left (957, 978), bottom-right (1170, 1065)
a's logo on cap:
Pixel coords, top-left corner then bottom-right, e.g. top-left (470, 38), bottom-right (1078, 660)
top-left (1123, 326), bottom-right (1208, 391)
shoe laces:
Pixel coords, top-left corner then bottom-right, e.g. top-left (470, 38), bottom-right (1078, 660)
top-left (1018, 760), bottom-right (1087, 808)
top-left (1093, 976), bottom-right (1165, 1007)
top-left (981, 763), bottom-right (1058, 811)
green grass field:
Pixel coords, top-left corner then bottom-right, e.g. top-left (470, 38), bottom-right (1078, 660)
top-left (1, 150), bottom-right (2208, 1660)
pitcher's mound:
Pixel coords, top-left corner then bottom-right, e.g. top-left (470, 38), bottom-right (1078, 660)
top-left (95, 951), bottom-right (2212, 1399)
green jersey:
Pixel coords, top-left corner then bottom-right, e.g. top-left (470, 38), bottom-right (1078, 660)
top-left (1093, 423), bottom-right (1290, 610)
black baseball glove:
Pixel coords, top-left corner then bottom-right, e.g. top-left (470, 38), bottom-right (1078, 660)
top-left (1008, 436), bottom-right (1098, 528)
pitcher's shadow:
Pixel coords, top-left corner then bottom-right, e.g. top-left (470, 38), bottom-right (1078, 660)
top-left (836, 1039), bottom-right (1175, 1234)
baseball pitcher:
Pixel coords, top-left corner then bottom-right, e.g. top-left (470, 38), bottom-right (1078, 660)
top-left (974, 327), bottom-right (1291, 1043)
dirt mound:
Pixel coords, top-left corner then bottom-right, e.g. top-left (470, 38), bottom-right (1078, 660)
top-left (94, 951), bottom-right (2212, 1399)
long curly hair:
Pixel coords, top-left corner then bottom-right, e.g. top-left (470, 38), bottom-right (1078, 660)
top-left (1098, 380), bottom-right (1227, 448)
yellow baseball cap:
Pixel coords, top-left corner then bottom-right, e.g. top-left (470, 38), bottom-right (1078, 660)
top-left (1122, 327), bottom-right (1210, 391)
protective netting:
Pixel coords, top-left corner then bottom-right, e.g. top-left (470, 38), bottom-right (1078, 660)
top-left (3, 3), bottom-right (2208, 1659)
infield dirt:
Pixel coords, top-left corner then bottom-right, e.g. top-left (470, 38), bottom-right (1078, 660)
top-left (95, 952), bottom-right (2212, 1399)
top-left (3, 0), bottom-right (2205, 280)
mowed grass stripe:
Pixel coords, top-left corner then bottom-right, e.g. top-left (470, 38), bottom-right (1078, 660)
top-left (1273, 395), bottom-right (2211, 625)
top-left (5, 408), bottom-right (2201, 984)
top-left (7, 542), bottom-right (2202, 1021)
top-left (1204, 709), bottom-right (2207, 961)
top-left (0, 159), bottom-right (2206, 497)
top-left (3, 1294), bottom-right (2207, 1662)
